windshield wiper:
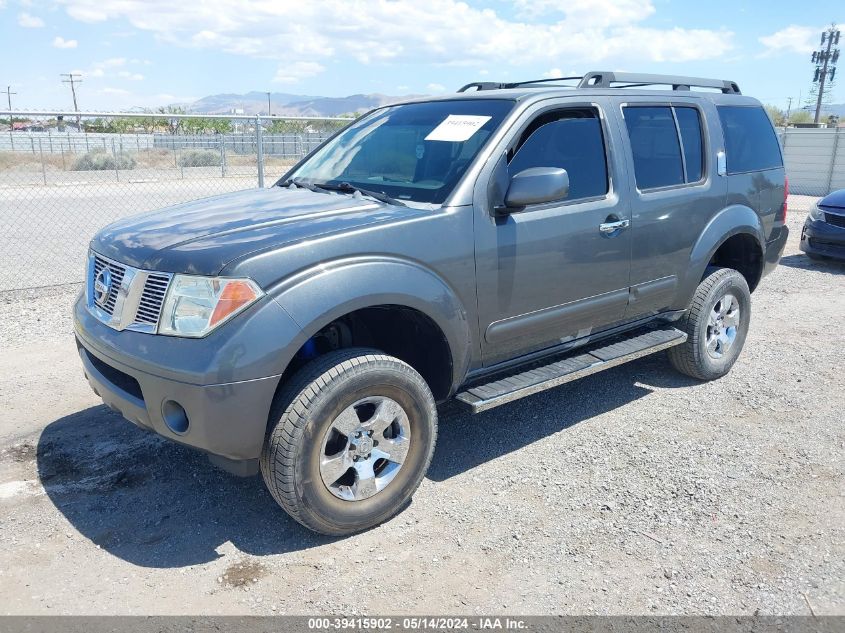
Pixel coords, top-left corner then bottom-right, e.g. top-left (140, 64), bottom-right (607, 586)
top-left (279, 178), bottom-right (321, 193)
top-left (311, 181), bottom-right (407, 207)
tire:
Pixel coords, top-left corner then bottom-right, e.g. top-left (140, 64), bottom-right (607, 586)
top-left (668, 267), bottom-right (751, 381)
top-left (260, 348), bottom-right (438, 535)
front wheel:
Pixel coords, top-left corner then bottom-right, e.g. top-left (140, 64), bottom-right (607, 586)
top-left (260, 348), bottom-right (437, 535)
top-left (668, 267), bottom-right (751, 381)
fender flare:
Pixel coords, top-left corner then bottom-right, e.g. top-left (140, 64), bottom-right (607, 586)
top-left (266, 255), bottom-right (472, 394)
top-left (678, 204), bottom-right (765, 304)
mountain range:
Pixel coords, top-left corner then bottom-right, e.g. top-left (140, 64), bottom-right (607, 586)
top-left (187, 91), bottom-right (422, 117)
top-left (186, 90), bottom-right (845, 121)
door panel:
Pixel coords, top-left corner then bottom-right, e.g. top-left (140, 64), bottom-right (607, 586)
top-left (617, 98), bottom-right (728, 319)
top-left (473, 100), bottom-right (633, 366)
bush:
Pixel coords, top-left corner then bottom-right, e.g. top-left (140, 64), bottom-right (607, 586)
top-left (178, 149), bottom-right (221, 167)
top-left (72, 149), bottom-right (136, 171)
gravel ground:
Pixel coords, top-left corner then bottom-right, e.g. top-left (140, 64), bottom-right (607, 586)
top-left (0, 197), bottom-right (843, 616)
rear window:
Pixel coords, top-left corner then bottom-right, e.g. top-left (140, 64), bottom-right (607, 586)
top-left (717, 105), bottom-right (783, 174)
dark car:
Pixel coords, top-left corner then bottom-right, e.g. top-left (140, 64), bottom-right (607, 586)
top-left (75, 71), bottom-right (788, 535)
top-left (800, 188), bottom-right (845, 260)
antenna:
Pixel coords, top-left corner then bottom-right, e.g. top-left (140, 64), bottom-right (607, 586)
top-left (60, 73), bottom-right (83, 128)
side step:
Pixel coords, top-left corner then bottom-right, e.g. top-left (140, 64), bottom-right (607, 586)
top-left (455, 326), bottom-right (687, 413)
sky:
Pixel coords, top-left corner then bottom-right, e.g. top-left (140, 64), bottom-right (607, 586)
top-left (0, 0), bottom-right (842, 113)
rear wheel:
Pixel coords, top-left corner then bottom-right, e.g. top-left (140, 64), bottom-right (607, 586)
top-left (668, 268), bottom-right (751, 381)
top-left (260, 348), bottom-right (437, 535)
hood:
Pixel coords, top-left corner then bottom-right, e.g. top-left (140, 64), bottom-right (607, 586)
top-left (91, 187), bottom-right (421, 276)
top-left (819, 188), bottom-right (845, 210)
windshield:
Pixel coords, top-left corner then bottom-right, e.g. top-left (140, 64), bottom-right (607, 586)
top-left (282, 99), bottom-right (514, 205)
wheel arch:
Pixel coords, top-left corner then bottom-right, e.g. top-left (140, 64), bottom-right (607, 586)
top-left (680, 204), bottom-right (765, 303)
top-left (267, 256), bottom-right (473, 401)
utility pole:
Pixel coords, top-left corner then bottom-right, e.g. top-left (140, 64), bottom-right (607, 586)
top-left (4, 85), bottom-right (16, 125)
top-left (60, 73), bottom-right (83, 129)
top-left (810, 25), bottom-right (840, 125)
top-left (266, 91), bottom-right (272, 117)
top-left (4, 85), bottom-right (16, 143)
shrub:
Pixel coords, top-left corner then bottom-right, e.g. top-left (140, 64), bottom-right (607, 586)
top-left (178, 149), bottom-right (221, 167)
top-left (72, 149), bottom-right (136, 171)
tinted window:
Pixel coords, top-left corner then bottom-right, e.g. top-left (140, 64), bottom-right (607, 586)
top-left (509, 111), bottom-right (608, 201)
top-left (717, 105), bottom-right (783, 173)
top-left (675, 107), bottom-right (703, 182)
top-left (624, 107), bottom-right (684, 189)
top-left (288, 99), bottom-right (514, 204)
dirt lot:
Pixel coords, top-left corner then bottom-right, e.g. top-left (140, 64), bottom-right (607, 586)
top-left (0, 200), bottom-right (843, 615)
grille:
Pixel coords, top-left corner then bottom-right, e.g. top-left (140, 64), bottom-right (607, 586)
top-left (823, 211), bottom-right (845, 228)
top-left (134, 273), bottom-right (171, 325)
top-left (93, 254), bottom-right (126, 315)
top-left (809, 238), bottom-right (845, 255)
top-left (88, 251), bottom-right (172, 332)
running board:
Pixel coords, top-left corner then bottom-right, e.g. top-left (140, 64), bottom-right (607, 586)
top-left (455, 326), bottom-right (687, 413)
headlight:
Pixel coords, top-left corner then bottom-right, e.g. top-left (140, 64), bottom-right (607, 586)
top-left (808, 204), bottom-right (825, 222)
top-left (158, 275), bottom-right (264, 338)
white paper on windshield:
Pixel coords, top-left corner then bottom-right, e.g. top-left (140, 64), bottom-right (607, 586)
top-left (425, 115), bottom-right (491, 142)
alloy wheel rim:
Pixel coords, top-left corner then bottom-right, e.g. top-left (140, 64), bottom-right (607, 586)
top-left (705, 292), bottom-right (740, 359)
top-left (318, 396), bottom-right (411, 501)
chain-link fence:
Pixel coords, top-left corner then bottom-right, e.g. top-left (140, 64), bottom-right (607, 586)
top-left (0, 111), bottom-right (350, 292)
top-left (2, 111), bottom-right (841, 293)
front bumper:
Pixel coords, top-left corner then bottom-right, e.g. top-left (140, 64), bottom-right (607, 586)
top-left (74, 292), bottom-right (301, 464)
top-left (800, 215), bottom-right (845, 260)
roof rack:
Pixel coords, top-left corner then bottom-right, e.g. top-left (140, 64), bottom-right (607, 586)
top-left (457, 71), bottom-right (741, 95)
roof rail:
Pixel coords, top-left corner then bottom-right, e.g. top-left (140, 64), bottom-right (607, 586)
top-left (456, 71), bottom-right (741, 95)
top-left (579, 71), bottom-right (740, 94)
top-left (457, 77), bottom-right (582, 93)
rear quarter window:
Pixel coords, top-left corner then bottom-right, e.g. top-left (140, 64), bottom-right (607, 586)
top-left (717, 105), bottom-right (783, 174)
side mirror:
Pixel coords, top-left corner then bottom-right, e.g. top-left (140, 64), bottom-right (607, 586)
top-left (502, 167), bottom-right (570, 211)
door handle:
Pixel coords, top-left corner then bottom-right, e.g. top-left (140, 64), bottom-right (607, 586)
top-left (599, 219), bottom-right (630, 234)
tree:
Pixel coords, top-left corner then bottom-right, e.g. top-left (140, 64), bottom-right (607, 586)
top-left (157, 106), bottom-right (185, 134)
top-left (764, 105), bottom-right (786, 127)
top-left (268, 119), bottom-right (310, 134)
top-left (788, 110), bottom-right (813, 125)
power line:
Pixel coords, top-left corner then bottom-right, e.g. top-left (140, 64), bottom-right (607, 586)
top-left (60, 73), bottom-right (83, 128)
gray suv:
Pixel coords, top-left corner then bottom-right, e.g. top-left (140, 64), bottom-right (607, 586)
top-left (75, 71), bottom-right (789, 535)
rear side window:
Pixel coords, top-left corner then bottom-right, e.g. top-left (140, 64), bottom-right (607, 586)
top-left (717, 105), bottom-right (783, 174)
top-left (624, 106), bottom-right (705, 190)
top-left (508, 108), bottom-right (608, 201)
top-left (675, 107), bottom-right (704, 182)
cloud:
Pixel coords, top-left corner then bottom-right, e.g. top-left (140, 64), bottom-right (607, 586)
top-left (512, 0), bottom-right (654, 28)
top-left (18, 12), bottom-right (45, 28)
top-left (759, 25), bottom-right (821, 57)
top-left (56, 0), bottom-right (734, 74)
top-left (74, 58), bottom-right (143, 80)
top-left (273, 61), bottom-right (325, 84)
top-left (98, 57), bottom-right (127, 68)
top-left (53, 36), bottom-right (78, 49)
top-left (426, 83), bottom-right (446, 93)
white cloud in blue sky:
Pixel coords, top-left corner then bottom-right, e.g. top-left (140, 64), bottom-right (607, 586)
top-left (18, 12), bottom-right (45, 28)
top-left (0, 0), bottom-right (841, 110)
